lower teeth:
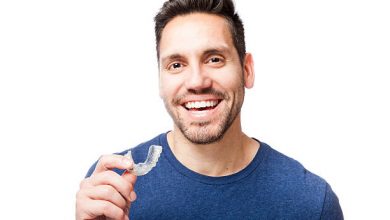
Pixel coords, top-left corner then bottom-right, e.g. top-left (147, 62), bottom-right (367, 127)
top-left (191, 106), bottom-right (214, 111)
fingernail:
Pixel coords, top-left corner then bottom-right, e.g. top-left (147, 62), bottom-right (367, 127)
top-left (130, 191), bottom-right (137, 202)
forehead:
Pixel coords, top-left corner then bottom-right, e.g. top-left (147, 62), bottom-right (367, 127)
top-left (159, 13), bottom-right (234, 59)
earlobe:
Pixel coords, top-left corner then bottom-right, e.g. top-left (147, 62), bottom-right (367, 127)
top-left (243, 53), bottom-right (255, 89)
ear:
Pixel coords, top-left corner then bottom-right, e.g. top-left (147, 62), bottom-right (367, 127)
top-left (243, 53), bottom-right (255, 89)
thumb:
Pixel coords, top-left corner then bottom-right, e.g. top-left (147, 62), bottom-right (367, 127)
top-left (122, 170), bottom-right (137, 203)
top-left (122, 170), bottom-right (137, 185)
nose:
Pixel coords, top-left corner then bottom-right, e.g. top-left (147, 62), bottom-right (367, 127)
top-left (184, 64), bottom-right (212, 92)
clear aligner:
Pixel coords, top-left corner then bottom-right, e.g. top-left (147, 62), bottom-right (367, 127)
top-left (124, 145), bottom-right (162, 176)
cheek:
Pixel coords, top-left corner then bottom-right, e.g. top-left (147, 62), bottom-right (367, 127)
top-left (212, 70), bottom-right (243, 90)
top-left (159, 75), bottom-right (183, 99)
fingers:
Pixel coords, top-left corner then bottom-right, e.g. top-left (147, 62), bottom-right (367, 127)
top-left (76, 154), bottom-right (137, 220)
top-left (84, 170), bottom-right (134, 202)
top-left (86, 185), bottom-right (128, 209)
top-left (76, 181), bottom-right (132, 220)
top-left (76, 194), bottom-right (128, 220)
top-left (94, 154), bottom-right (133, 173)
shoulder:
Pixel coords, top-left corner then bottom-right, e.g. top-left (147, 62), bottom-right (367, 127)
top-left (84, 133), bottom-right (166, 178)
top-left (258, 142), bottom-right (343, 219)
top-left (261, 142), bottom-right (327, 188)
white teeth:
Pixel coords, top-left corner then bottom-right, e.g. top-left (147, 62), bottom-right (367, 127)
top-left (185, 100), bottom-right (218, 109)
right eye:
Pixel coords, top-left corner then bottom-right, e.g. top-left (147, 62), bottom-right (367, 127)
top-left (167, 62), bottom-right (185, 73)
top-left (171, 63), bottom-right (182, 69)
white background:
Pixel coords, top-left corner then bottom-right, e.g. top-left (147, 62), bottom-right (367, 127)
top-left (0, 0), bottom-right (389, 219)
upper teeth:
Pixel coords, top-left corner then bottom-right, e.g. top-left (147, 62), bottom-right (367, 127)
top-left (185, 100), bottom-right (218, 109)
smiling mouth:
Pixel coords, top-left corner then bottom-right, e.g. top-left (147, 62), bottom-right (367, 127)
top-left (183, 100), bottom-right (222, 111)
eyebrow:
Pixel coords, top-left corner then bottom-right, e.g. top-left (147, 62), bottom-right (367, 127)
top-left (160, 54), bottom-right (184, 65)
top-left (203, 47), bottom-right (230, 57)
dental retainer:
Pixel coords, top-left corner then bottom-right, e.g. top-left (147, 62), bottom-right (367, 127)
top-left (124, 145), bottom-right (162, 176)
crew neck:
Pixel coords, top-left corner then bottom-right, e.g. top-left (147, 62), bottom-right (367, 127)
top-left (159, 132), bottom-right (268, 185)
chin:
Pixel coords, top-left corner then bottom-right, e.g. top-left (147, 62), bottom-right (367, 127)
top-left (181, 123), bottom-right (226, 145)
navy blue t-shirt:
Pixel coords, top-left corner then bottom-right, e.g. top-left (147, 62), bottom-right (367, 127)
top-left (86, 132), bottom-right (343, 219)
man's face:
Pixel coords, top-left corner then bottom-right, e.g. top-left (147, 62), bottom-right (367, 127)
top-left (158, 13), bottom-right (253, 144)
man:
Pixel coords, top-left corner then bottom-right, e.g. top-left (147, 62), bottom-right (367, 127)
top-left (76, 0), bottom-right (343, 219)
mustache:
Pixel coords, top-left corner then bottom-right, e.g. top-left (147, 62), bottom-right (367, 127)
top-left (172, 88), bottom-right (228, 105)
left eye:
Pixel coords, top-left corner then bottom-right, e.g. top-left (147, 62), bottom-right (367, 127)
top-left (206, 56), bottom-right (225, 67)
top-left (210, 57), bottom-right (221, 63)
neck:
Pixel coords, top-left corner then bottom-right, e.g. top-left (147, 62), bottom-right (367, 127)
top-left (167, 116), bottom-right (260, 177)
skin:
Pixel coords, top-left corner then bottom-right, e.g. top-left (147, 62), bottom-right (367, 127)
top-left (159, 13), bottom-right (259, 176)
top-left (76, 155), bottom-right (137, 220)
top-left (76, 12), bottom-right (259, 219)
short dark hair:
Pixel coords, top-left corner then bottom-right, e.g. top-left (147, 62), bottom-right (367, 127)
top-left (154, 0), bottom-right (246, 65)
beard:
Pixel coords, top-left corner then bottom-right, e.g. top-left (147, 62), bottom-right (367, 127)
top-left (163, 87), bottom-right (245, 145)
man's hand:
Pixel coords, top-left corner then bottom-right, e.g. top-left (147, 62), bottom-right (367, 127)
top-left (76, 154), bottom-right (137, 220)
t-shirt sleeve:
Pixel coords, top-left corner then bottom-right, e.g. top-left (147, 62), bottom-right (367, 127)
top-left (85, 161), bottom-right (98, 178)
top-left (320, 183), bottom-right (344, 220)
